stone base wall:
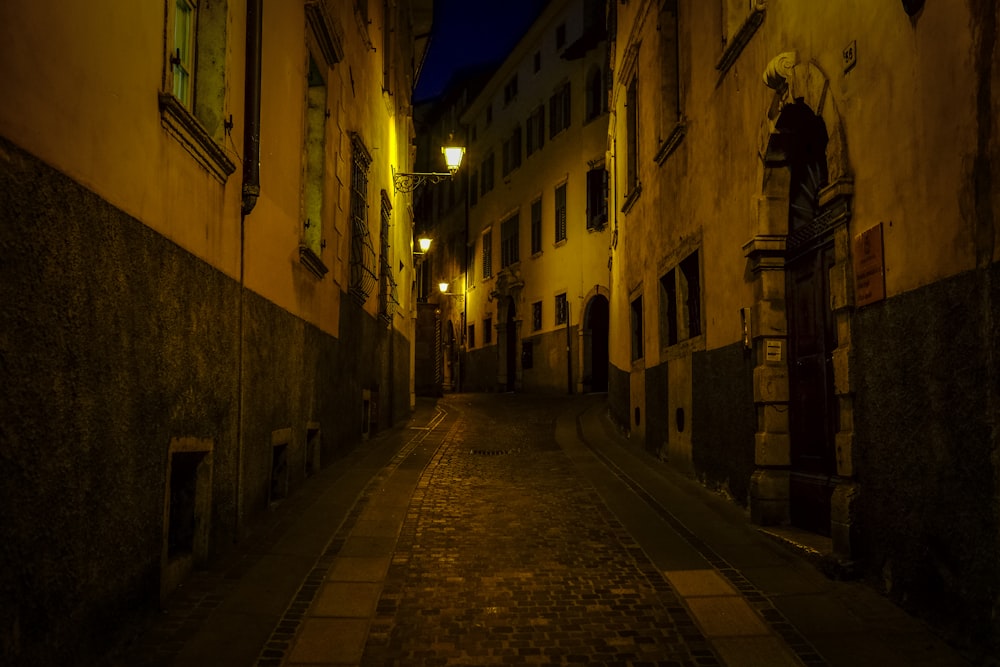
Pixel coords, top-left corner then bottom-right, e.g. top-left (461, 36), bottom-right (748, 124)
top-left (853, 265), bottom-right (999, 651)
top-left (0, 137), bottom-right (407, 666)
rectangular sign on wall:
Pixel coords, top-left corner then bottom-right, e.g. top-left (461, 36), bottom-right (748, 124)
top-left (854, 223), bottom-right (886, 307)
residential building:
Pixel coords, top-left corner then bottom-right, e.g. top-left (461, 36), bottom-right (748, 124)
top-left (454, 0), bottom-right (611, 394)
top-left (0, 0), bottom-right (431, 663)
top-left (607, 0), bottom-right (999, 651)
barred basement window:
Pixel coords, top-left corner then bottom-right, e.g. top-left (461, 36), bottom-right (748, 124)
top-left (349, 133), bottom-right (377, 305)
top-left (378, 190), bottom-right (398, 324)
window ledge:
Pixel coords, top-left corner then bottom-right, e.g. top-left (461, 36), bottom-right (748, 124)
top-left (716, 6), bottom-right (766, 74)
top-left (655, 122), bottom-right (687, 166)
top-left (622, 183), bottom-right (642, 213)
top-left (554, 238), bottom-right (568, 248)
top-left (299, 244), bottom-right (329, 278)
top-left (159, 93), bottom-right (235, 183)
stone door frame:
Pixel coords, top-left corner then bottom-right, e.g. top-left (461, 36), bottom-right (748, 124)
top-left (744, 52), bottom-right (858, 557)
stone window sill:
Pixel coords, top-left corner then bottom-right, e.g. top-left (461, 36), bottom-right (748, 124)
top-left (158, 92), bottom-right (235, 183)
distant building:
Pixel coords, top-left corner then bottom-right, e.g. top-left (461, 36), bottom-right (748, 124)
top-left (0, 0), bottom-right (431, 663)
top-left (448, 0), bottom-right (611, 394)
top-left (607, 0), bottom-right (1000, 653)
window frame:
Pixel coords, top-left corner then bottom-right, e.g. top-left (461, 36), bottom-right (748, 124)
top-left (554, 183), bottom-right (567, 244)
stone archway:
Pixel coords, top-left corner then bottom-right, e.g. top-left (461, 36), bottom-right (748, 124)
top-left (578, 286), bottom-right (611, 394)
top-left (744, 53), bottom-right (858, 557)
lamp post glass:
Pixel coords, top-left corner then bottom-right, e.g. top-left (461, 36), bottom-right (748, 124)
top-left (439, 282), bottom-right (450, 294)
top-left (418, 236), bottom-right (432, 253)
top-left (442, 146), bottom-right (465, 174)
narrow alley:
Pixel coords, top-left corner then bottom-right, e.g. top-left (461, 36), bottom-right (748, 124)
top-left (105, 394), bottom-right (969, 667)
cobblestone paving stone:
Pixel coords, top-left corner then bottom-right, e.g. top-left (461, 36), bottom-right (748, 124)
top-left (362, 395), bottom-right (721, 667)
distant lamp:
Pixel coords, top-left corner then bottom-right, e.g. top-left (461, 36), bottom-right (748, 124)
top-left (438, 281), bottom-right (462, 297)
top-left (393, 141), bottom-right (466, 194)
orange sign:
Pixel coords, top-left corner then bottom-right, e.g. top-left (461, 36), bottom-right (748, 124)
top-left (854, 223), bottom-right (885, 307)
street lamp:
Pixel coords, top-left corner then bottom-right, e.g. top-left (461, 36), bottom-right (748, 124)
top-left (438, 281), bottom-right (463, 297)
top-left (393, 142), bottom-right (466, 194)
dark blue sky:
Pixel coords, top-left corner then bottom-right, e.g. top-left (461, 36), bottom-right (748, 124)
top-left (414, 0), bottom-right (550, 102)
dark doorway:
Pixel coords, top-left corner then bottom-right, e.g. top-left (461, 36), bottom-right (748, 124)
top-left (505, 297), bottom-right (517, 391)
top-left (587, 295), bottom-right (609, 392)
top-left (781, 101), bottom-right (837, 535)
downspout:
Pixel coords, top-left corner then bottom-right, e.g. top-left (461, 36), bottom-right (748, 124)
top-left (236, 0), bottom-right (262, 538)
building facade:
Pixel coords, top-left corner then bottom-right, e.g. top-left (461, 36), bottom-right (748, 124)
top-left (607, 0), bottom-right (999, 652)
top-left (449, 0), bottom-right (611, 395)
top-left (0, 0), bottom-right (431, 663)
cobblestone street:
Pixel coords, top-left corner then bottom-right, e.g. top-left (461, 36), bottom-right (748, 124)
top-left (361, 396), bottom-right (716, 666)
top-left (108, 393), bottom-right (972, 667)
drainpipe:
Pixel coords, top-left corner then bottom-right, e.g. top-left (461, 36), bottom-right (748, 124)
top-left (242, 0), bottom-right (262, 216)
top-left (236, 0), bottom-right (262, 538)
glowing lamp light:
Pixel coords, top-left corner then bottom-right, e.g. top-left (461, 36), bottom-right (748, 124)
top-left (438, 282), bottom-right (450, 294)
top-left (417, 236), bottom-right (432, 253)
top-left (442, 145), bottom-right (465, 174)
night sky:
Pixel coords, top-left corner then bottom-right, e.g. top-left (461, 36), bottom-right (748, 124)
top-left (414, 0), bottom-right (551, 102)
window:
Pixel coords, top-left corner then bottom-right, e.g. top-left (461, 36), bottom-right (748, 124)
top-left (484, 318), bottom-right (493, 344)
top-left (532, 301), bottom-right (542, 331)
top-left (630, 295), bottom-right (644, 361)
top-left (555, 292), bottom-right (568, 325)
top-left (300, 55), bottom-right (328, 276)
top-left (468, 323), bottom-right (476, 348)
top-left (526, 105), bottom-right (545, 156)
top-left (556, 22), bottom-right (567, 49)
top-left (349, 134), bottom-right (377, 304)
top-left (549, 82), bottom-right (571, 138)
top-left (470, 168), bottom-right (479, 206)
top-left (381, 0), bottom-right (393, 93)
top-left (586, 166), bottom-right (608, 230)
top-left (482, 230), bottom-right (493, 279)
top-left (160, 0), bottom-right (234, 181)
top-left (504, 74), bottom-right (519, 105)
top-left (486, 103), bottom-right (493, 126)
top-left (656, 0), bottom-right (684, 163)
top-left (480, 151), bottom-right (495, 196)
top-left (378, 190), bottom-right (396, 323)
top-left (555, 183), bottom-right (567, 243)
top-left (501, 213), bottom-right (520, 268)
top-left (659, 249), bottom-right (702, 347)
top-left (585, 66), bottom-right (603, 122)
top-left (502, 126), bottom-right (522, 176)
top-left (533, 50), bottom-right (541, 72)
top-left (626, 76), bottom-right (639, 195)
top-left (530, 198), bottom-right (542, 255)
top-left (172, 0), bottom-right (196, 106)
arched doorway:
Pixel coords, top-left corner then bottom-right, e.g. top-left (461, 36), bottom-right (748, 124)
top-left (781, 101), bottom-right (837, 535)
top-left (749, 53), bottom-right (856, 554)
top-left (584, 294), bottom-right (610, 392)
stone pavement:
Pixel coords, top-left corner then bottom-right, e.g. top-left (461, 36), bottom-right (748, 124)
top-left (103, 393), bottom-right (976, 667)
